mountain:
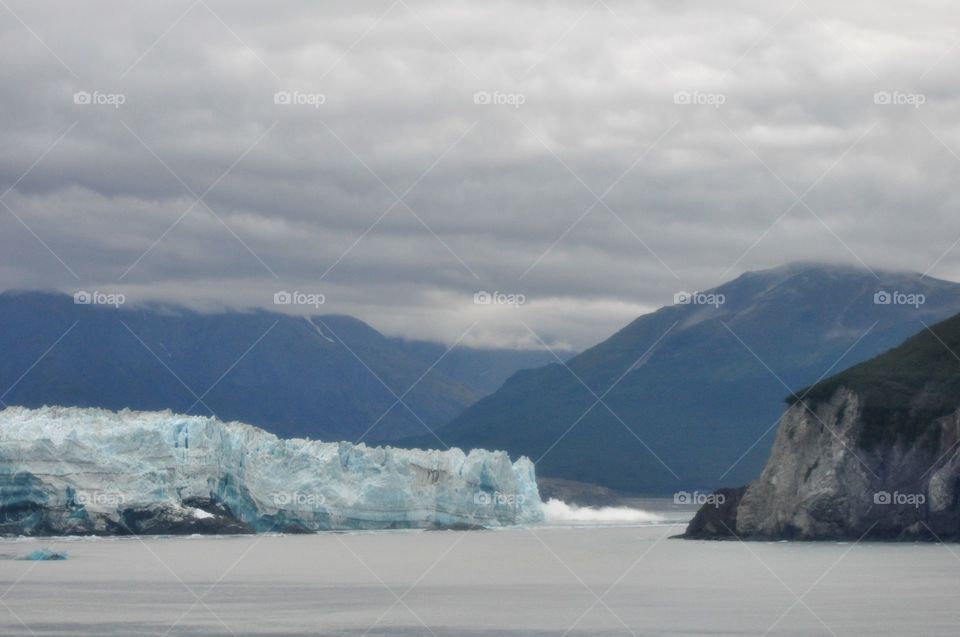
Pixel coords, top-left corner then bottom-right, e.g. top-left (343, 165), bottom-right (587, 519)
top-left (388, 338), bottom-right (571, 397)
top-left (407, 264), bottom-right (960, 494)
top-left (0, 291), bottom-right (550, 443)
top-left (686, 310), bottom-right (960, 540)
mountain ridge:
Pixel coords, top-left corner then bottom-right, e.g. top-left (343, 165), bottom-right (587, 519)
top-left (0, 290), bottom-right (555, 443)
top-left (403, 263), bottom-right (960, 493)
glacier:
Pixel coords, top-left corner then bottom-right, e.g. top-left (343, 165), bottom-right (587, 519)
top-left (0, 406), bottom-right (543, 536)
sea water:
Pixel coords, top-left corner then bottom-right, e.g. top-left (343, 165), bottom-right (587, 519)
top-left (0, 503), bottom-right (956, 636)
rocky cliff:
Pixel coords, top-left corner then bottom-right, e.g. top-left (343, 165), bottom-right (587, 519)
top-left (686, 312), bottom-right (960, 541)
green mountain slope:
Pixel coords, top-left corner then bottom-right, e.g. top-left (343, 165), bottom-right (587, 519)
top-left (794, 312), bottom-right (960, 449)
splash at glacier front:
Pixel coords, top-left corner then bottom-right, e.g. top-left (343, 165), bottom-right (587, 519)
top-left (0, 406), bottom-right (543, 536)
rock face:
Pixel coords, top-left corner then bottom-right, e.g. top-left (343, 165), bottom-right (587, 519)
top-left (0, 406), bottom-right (543, 536)
top-left (685, 311), bottom-right (960, 541)
top-left (685, 389), bottom-right (960, 541)
top-left (682, 487), bottom-right (746, 539)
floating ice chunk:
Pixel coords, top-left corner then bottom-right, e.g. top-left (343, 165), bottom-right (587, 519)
top-left (20, 548), bottom-right (68, 560)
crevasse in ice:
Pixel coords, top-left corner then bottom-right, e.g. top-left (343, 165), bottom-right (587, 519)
top-left (0, 406), bottom-right (543, 535)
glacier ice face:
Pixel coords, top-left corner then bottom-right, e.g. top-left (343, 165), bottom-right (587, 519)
top-left (0, 406), bottom-right (543, 535)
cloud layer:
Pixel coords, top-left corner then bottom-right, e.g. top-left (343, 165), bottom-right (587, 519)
top-left (2, 0), bottom-right (959, 349)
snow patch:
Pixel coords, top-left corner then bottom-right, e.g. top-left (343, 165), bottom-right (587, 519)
top-left (304, 316), bottom-right (335, 343)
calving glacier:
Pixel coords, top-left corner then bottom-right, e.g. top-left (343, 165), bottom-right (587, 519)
top-left (0, 406), bottom-right (543, 536)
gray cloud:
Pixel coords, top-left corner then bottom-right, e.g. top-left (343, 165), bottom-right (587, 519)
top-left (2, 0), bottom-right (960, 349)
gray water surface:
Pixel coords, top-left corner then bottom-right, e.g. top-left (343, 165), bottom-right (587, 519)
top-left (1, 521), bottom-right (958, 636)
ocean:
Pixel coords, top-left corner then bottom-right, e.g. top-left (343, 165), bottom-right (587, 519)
top-left (1, 501), bottom-right (957, 636)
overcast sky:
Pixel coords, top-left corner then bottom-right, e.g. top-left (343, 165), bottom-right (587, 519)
top-left (1, 0), bottom-right (959, 349)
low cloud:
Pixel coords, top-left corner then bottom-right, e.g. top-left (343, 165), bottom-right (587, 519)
top-left (2, 0), bottom-right (960, 349)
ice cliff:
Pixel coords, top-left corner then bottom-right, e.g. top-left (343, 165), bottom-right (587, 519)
top-left (0, 406), bottom-right (543, 536)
